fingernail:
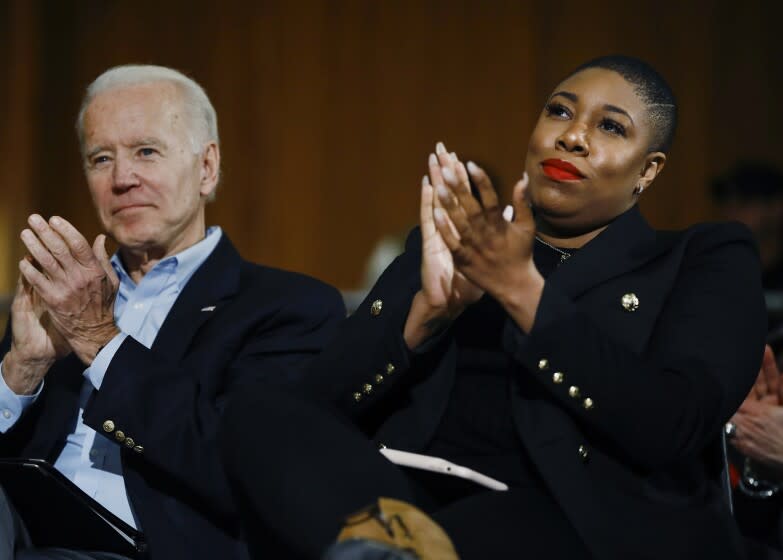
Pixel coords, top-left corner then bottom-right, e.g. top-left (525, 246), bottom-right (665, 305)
top-left (467, 161), bottom-right (479, 175)
top-left (428, 153), bottom-right (437, 166)
top-left (436, 183), bottom-right (450, 200)
top-left (433, 207), bottom-right (446, 222)
top-left (29, 214), bottom-right (44, 226)
top-left (523, 171), bottom-right (529, 182)
top-left (436, 142), bottom-right (446, 155)
top-left (49, 216), bottom-right (61, 226)
top-left (502, 205), bottom-right (514, 222)
top-left (422, 175), bottom-right (430, 187)
top-left (441, 166), bottom-right (456, 184)
top-left (450, 152), bottom-right (458, 163)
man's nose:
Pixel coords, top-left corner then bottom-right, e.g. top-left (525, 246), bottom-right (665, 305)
top-left (111, 157), bottom-right (139, 190)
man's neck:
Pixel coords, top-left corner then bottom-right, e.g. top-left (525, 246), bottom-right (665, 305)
top-left (119, 229), bottom-right (207, 284)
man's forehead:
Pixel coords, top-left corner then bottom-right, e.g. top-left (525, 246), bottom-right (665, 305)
top-left (82, 82), bottom-right (186, 145)
top-left (87, 82), bottom-right (180, 117)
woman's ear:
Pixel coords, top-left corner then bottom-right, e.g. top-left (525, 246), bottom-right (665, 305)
top-left (637, 152), bottom-right (666, 193)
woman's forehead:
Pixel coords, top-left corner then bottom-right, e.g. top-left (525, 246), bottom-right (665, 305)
top-left (551, 68), bottom-right (646, 117)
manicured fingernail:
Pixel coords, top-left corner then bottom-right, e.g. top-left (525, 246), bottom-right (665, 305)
top-left (467, 161), bottom-right (479, 175)
top-left (502, 205), bottom-right (514, 222)
top-left (450, 152), bottom-right (458, 163)
top-left (428, 153), bottom-right (437, 166)
top-left (422, 175), bottom-right (430, 187)
top-left (441, 166), bottom-right (456, 184)
top-left (436, 142), bottom-right (446, 155)
top-left (523, 171), bottom-right (529, 182)
top-left (436, 183), bottom-right (450, 200)
top-left (433, 207), bottom-right (446, 222)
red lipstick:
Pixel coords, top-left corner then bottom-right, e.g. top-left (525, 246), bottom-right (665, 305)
top-left (541, 159), bottom-right (585, 181)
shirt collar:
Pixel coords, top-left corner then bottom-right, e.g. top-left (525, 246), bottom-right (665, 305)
top-left (110, 226), bottom-right (223, 291)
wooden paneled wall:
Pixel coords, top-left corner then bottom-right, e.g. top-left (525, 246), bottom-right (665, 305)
top-left (2, 0), bottom-right (782, 300)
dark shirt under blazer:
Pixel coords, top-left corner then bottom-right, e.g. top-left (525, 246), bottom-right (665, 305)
top-left (306, 206), bottom-right (767, 560)
top-left (0, 234), bottom-right (346, 559)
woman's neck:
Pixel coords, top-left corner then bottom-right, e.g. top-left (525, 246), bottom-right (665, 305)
top-left (534, 219), bottom-right (609, 249)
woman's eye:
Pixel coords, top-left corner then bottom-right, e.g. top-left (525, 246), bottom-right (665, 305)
top-left (545, 103), bottom-right (571, 119)
top-left (599, 119), bottom-right (626, 137)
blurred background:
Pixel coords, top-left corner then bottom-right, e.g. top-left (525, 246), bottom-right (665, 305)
top-left (1, 0), bottom-right (782, 322)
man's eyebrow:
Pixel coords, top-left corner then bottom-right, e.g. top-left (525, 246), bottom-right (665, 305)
top-left (85, 146), bottom-right (109, 160)
top-left (130, 137), bottom-right (166, 149)
top-left (603, 104), bottom-right (634, 125)
top-left (85, 138), bottom-right (167, 160)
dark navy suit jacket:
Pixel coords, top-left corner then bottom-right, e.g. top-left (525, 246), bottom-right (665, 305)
top-left (308, 206), bottom-right (767, 560)
top-left (0, 234), bottom-right (345, 559)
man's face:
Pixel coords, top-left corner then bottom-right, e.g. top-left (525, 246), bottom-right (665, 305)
top-left (81, 82), bottom-right (218, 257)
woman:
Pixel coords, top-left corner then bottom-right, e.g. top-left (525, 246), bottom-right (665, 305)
top-left (222, 55), bottom-right (766, 559)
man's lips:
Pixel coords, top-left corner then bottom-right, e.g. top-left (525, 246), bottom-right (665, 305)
top-left (112, 204), bottom-right (152, 215)
top-left (541, 159), bottom-right (585, 181)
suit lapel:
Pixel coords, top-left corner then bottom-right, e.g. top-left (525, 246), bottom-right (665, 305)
top-left (545, 206), bottom-right (669, 299)
top-left (151, 234), bottom-right (242, 361)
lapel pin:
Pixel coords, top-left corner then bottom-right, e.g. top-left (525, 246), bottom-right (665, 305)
top-left (621, 293), bottom-right (639, 312)
top-left (200, 306), bottom-right (216, 312)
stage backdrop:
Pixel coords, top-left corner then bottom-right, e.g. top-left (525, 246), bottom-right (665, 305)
top-left (2, 0), bottom-right (781, 308)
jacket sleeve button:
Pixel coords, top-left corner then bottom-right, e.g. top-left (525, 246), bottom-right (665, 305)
top-left (583, 397), bottom-right (594, 410)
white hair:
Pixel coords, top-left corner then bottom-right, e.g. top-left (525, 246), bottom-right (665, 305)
top-left (76, 64), bottom-right (219, 156)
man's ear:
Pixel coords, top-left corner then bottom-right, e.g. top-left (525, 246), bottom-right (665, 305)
top-left (638, 152), bottom-right (666, 193)
top-left (199, 142), bottom-right (220, 198)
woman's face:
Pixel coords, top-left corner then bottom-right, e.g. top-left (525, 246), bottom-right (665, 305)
top-left (525, 67), bottom-right (664, 236)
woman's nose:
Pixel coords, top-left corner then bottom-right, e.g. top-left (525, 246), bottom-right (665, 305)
top-left (556, 123), bottom-right (589, 155)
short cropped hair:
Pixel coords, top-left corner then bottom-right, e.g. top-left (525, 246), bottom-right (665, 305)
top-left (75, 65), bottom-right (219, 156)
top-left (569, 55), bottom-right (678, 153)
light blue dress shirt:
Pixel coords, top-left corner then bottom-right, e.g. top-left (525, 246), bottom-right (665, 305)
top-left (0, 226), bottom-right (222, 528)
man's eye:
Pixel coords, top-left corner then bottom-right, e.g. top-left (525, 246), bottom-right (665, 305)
top-left (139, 147), bottom-right (157, 157)
top-left (545, 103), bottom-right (571, 119)
top-left (599, 119), bottom-right (626, 137)
top-left (92, 155), bottom-right (110, 166)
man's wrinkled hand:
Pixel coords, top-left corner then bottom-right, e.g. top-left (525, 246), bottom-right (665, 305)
top-left (2, 273), bottom-right (71, 395)
top-left (18, 214), bottom-right (119, 365)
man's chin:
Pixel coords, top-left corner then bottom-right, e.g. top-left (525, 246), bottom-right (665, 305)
top-left (111, 229), bottom-right (159, 253)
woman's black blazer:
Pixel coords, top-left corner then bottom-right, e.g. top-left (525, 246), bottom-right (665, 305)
top-left (307, 205), bottom-right (767, 559)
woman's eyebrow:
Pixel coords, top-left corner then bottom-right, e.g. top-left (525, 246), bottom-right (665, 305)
top-left (550, 91), bottom-right (578, 102)
top-left (604, 104), bottom-right (634, 125)
top-left (551, 90), bottom-right (635, 126)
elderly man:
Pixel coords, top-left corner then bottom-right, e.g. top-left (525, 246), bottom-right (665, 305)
top-left (0, 65), bottom-right (344, 559)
